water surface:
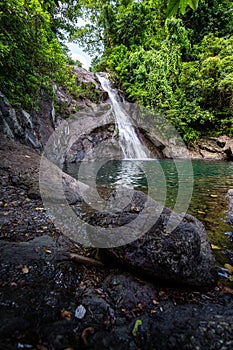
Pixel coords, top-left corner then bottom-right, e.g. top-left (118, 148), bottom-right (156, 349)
top-left (66, 159), bottom-right (233, 263)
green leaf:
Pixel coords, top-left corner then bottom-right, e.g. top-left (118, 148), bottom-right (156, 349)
top-left (132, 319), bottom-right (142, 337)
top-left (167, 0), bottom-right (199, 17)
top-left (188, 0), bottom-right (199, 11)
top-left (180, 0), bottom-right (187, 15)
top-left (167, 0), bottom-right (180, 18)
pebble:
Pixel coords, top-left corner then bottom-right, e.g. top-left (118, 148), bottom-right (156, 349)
top-left (75, 304), bottom-right (86, 319)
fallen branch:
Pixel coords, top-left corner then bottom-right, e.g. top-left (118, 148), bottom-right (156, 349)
top-left (69, 253), bottom-right (104, 267)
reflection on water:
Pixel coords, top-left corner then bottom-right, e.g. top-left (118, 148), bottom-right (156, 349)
top-left (66, 159), bottom-right (233, 255)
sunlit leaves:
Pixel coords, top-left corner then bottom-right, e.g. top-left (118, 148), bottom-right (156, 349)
top-left (167, 0), bottom-right (180, 17)
top-left (167, 0), bottom-right (199, 17)
top-left (0, 0), bottom-right (79, 108)
top-left (99, 18), bottom-right (233, 143)
top-left (73, 0), bottom-right (167, 54)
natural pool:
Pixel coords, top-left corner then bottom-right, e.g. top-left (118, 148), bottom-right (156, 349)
top-left (66, 159), bottom-right (233, 266)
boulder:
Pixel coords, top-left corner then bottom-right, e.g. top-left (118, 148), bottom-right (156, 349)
top-left (189, 135), bottom-right (233, 160)
top-left (50, 183), bottom-right (216, 287)
top-left (97, 189), bottom-right (216, 287)
top-left (76, 273), bottom-right (233, 350)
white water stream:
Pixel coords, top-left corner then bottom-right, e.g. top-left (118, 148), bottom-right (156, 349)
top-left (96, 73), bottom-right (150, 160)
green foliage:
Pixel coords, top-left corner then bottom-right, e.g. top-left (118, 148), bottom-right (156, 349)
top-left (85, 0), bottom-right (233, 144)
top-left (134, 33), bottom-right (232, 142)
top-left (183, 0), bottom-right (233, 46)
top-left (0, 0), bottom-right (83, 110)
top-left (1, 0), bottom-right (232, 144)
top-left (73, 0), bottom-right (168, 54)
top-left (167, 0), bottom-right (199, 17)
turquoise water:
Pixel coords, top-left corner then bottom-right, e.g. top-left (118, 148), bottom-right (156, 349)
top-left (66, 159), bottom-right (233, 261)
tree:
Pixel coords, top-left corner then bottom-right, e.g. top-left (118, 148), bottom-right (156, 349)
top-left (72, 0), bottom-right (168, 55)
top-left (182, 0), bottom-right (233, 46)
top-left (75, 0), bottom-right (232, 143)
top-left (72, 0), bottom-right (199, 56)
top-left (0, 0), bottom-right (82, 108)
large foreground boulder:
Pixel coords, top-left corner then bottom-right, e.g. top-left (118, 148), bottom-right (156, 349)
top-left (95, 189), bottom-right (216, 287)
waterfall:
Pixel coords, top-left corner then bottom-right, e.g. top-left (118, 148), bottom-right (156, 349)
top-left (96, 73), bottom-right (150, 160)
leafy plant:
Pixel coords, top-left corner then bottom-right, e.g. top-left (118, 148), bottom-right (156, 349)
top-left (0, 0), bottom-right (83, 110)
top-left (167, 0), bottom-right (199, 17)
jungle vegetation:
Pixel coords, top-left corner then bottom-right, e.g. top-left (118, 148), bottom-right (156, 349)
top-left (0, 0), bottom-right (232, 143)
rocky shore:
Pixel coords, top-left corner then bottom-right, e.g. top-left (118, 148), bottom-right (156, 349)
top-left (0, 67), bottom-right (233, 349)
top-left (0, 134), bottom-right (233, 349)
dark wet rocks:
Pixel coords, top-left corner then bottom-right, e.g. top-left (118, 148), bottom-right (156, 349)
top-left (0, 92), bottom-right (42, 149)
top-left (0, 67), bottom-right (107, 152)
top-left (0, 235), bottom-right (67, 264)
top-left (76, 274), bottom-right (233, 350)
top-left (84, 189), bottom-right (217, 287)
top-left (0, 237), bottom-right (232, 350)
top-left (189, 135), bottom-right (233, 160)
top-left (0, 168), bottom-right (59, 242)
top-left (0, 236), bottom-right (86, 349)
top-left (0, 163), bottom-right (233, 349)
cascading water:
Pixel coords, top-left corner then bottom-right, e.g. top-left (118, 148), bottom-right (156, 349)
top-left (96, 73), bottom-right (150, 160)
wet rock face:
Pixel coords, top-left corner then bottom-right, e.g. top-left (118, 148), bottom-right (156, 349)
top-left (98, 189), bottom-right (216, 287)
top-left (0, 92), bottom-right (43, 149)
top-left (189, 135), bottom-right (233, 160)
top-left (0, 67), bottom-right (106, 150)
top-left (65, 123), bottom-right (120, 163)
top-left (140, 132), bottom-right (233, 160)
top-left (0, 89), bottom-right (59, 150)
